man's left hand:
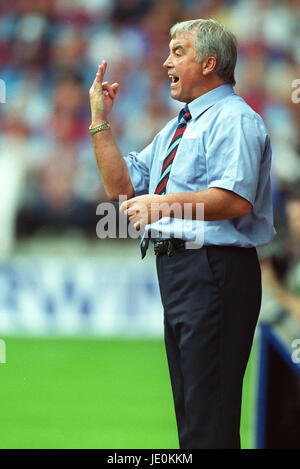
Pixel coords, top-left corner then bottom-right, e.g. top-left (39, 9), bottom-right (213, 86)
top-left (120, 194), bottom-right (163, 229)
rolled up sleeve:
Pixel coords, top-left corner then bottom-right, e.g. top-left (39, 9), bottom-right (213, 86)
top-left (206, 113), bottom-right (266, 206)
top-left (124, 141), bottom-right (154, 196)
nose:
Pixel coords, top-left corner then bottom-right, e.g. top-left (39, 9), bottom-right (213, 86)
top-left (163, 54), bottom-right (173, 69)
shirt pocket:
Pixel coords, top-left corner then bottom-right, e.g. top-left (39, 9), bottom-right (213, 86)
top-left (169, 137), bottom-right (206, 190)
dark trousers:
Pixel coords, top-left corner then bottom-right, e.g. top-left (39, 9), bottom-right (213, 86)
top-left (156, 245), bottom-right (261, 449)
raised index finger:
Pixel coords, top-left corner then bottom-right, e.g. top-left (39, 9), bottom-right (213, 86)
top-left (96, 60), bottom-right (107, 83)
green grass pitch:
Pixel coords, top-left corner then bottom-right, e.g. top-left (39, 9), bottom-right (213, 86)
top-left (0, 337), bottom-right (256, 449)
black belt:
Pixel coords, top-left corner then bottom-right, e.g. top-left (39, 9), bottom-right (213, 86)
top-left (152, 238), bottom-right (186, 257)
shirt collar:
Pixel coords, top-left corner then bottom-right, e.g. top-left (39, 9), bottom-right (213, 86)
top-left (185, 84), bottom-right (235, 120)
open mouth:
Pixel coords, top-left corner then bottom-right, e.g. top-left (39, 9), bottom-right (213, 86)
top-left (169, 74), bottom-right (180, 87)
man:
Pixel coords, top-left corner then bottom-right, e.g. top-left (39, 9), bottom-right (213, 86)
top-left (89, 19), bottom-right (275, 449)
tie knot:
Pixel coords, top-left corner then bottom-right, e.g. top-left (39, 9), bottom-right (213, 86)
top-left (179, 105), bottom-right (191, 123)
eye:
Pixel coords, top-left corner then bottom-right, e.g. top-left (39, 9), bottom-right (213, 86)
top-left (173, 48), bottom-right (183, 58)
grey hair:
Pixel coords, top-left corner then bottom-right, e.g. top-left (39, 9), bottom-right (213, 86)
top-left (170, 19), bottom-right (237, 86)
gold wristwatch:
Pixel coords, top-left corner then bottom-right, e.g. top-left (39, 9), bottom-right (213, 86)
top-left (89, 122), bottom-right (110, 135)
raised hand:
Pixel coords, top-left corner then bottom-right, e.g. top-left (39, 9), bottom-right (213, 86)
top-left (89, 60), bottom-right (120, 125)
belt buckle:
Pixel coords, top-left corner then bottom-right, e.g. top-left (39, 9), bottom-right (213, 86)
top-left (154, 240), bottom-right (166, 256)
top-left (167, 240), bottom-right (176, 257)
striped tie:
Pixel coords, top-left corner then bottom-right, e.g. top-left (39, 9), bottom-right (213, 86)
top-left (140, 105), bottom-right (191, 259)
top-left (154, 105), bottom-right (191, 195)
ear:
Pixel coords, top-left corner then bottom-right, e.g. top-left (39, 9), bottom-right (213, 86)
top-left (202, 56), bottom-right (217, 76)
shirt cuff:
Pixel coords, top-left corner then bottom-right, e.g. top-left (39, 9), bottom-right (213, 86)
top-left (124, 154), bottom-right (149, 197)
top-left (208, 179), bottom-right (255, 206)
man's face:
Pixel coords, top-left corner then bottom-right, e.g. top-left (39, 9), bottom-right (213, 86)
top-left (163, 31), bottom-right (204, 103)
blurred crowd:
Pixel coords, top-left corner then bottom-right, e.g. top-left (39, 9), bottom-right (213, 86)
top-left (0, 0), bottom-right (299, 317)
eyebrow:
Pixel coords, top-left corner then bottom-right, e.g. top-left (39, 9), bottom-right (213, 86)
top-left (170, 44), bottom-right (185, 53)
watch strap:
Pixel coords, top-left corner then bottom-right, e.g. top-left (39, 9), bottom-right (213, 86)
top-left (89, 122), bottom-right (110, 135)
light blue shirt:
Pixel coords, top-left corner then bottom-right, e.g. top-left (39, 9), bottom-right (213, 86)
top-left (125, 84), bottom-right (276, 247)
